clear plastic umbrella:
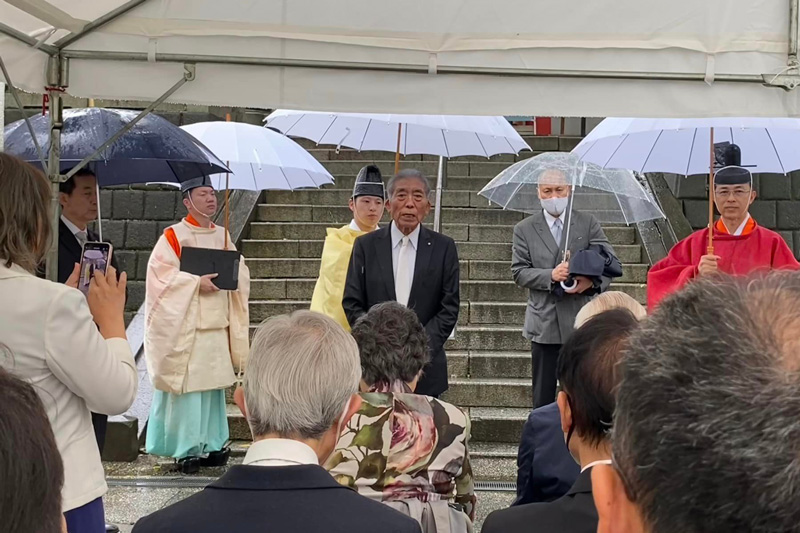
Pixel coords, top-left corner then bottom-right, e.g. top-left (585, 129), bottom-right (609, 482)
top-left (479, 152), bottom-right (664, 240)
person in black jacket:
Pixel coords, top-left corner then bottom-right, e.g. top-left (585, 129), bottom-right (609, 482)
top-left (132, 310), bottom-right (420, 533)
top-left (342, 169), bottom-right (459, 397)
top-left (483, 309), bottom-right (640, 533)
top-left (57, 169), bottom-right (121, 458)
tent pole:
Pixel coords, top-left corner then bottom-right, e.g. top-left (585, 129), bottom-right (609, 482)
top-left (62, 64), bottom-right (196, 181)
top-left (0, 55), bottom-right (48, 171)
top-left (707, 128), bottom-right (715, 255)
top-left (45, 55), bottom-right (67, 282)
top-left (54, 0), bottom-right (150, 50)
top-left (433, 156), bottom-right (446, 232)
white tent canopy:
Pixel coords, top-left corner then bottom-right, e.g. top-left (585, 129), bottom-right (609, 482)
top-left (2, 0), bottom-right (800, 116)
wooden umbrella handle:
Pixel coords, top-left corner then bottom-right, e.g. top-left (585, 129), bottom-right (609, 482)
top-left (707, 128), bottom-right (715, 255)
top-left (394, 123), bottom-right (402, 175)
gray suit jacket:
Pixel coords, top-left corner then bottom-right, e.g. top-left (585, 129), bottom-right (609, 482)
top-left (512, 210), bottom-right (615, 344)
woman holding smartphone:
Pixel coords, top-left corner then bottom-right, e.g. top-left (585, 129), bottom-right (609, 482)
top-left (0, 153), bottom-right (138, 533)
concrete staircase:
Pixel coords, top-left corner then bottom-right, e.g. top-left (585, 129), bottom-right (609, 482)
top-left (227, 136), bottom-right (649, 493)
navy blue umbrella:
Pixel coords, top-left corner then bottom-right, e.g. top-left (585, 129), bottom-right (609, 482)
top-left (3, 108), bottom-right (228, 186)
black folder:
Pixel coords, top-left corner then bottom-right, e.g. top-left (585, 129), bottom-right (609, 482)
top-left (180, 246), bottom-right (240, 290)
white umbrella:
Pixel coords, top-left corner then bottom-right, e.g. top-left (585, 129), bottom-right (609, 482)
top-left (572, 117), bottom-right (800, 251)
top-left (265, 110), bottom-right (531, 164)
top-left (572, 117), bottom-right (800, 175)
top-left (181, 122), bottom-right (334, 191)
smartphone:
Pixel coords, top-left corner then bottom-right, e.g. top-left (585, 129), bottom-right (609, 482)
top-left (78, 241), bottom-right (113, 296)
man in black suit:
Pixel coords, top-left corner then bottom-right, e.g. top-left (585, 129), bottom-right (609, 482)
top-left (482, 309), bottom-right (640, 533)
top-left (57, 169), bottom-right (121, 454)
top-left (514, 402), bottom-right (580, 505)
top-left (132, 311), bottom-right (420, 533)
top-left (343, 169), bottom-right (460, 397)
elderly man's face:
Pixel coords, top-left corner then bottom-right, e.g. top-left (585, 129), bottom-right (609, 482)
top-left (388, 177), bottom-right (431, 235)
top-left (713, 184), bottom-right (755, 222)
top-left (537, 170), bottom-right (571, 200)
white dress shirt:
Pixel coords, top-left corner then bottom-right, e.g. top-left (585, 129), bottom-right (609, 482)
top-left (391, 221), bottom-right (420, 280)
top-left (243, 438), bottom-right (319, 467)
top-left (61, 214), bottom-right (89, 246)
top-left (542, 209), bottom-right (564, 245)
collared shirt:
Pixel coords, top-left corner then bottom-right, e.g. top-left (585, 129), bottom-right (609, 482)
top-left (391, 221), bottom-right (420, 280)
top-left (542, 209), bottom-right (564, 244)
top-left (61, 215), bottom-right (89, 246)
top-left (243, 438), bottom-right (319, 468)
top-left (716, 213), bottom-right (754, 236)
top-left (580, 459), bottom-right (612, 473)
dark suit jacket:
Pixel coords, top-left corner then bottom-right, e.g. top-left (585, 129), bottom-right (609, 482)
top-left (343, 224), bottom-right (460, 397)
top-left (56, 219), bottom-right (121, 284)
top-left (132, 464), bottom-right (422, 533)
top-left (56, 219), bottom-right (122, 452)
top-left (482, 468), bottom-right (598, 533)
top-left (514, 402), bottom-right (580, 505)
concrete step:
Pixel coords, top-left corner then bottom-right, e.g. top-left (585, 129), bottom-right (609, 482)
top-left (447, 326), bottom-right (529, 352)
top-left (448, 351), bottom-right (531, 379)
top-left (469, 407), bottom-right (530, 444)
top-left (330, 175), bottom-right (494, 191)
top-left (248, 222), bottom-right (636, 246)
top-left (256, 204), bottom-right (629, 226)
top-left (243, 238), bottom-right (642, 264)
top-left (248, 257), bottom-right (647, 284)
top-left (442, 378), bottom-right (530, 408)
top-left (264, 189), bottom-right (626, 211)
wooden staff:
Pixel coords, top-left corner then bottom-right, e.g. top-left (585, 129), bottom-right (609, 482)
top-left (394, 123), bottom-right (402, 175)
top-left (707, 128), bottom-right (715, 254)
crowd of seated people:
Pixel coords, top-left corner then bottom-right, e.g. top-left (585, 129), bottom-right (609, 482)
top-left (4, 151), bottom-right (800, 533)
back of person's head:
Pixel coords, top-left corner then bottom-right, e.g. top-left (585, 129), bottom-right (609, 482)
top-left (0, 363), bottom-right (64, 533)
top-left (0, 153), bottom-right (52, 272)
top-left (595, 272), bottom-right (800, 533)
top-left (351, 301), bottom-right (430, 389)
top-left (558, 308), bottom-right (639, 448)
top-left (244, 311), bottom-right (361, 440)
top-left (574, 291), bottom-right (646, 329)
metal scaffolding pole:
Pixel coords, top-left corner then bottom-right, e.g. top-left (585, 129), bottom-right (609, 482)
top-left (45, 55), bottom-right (68, 282)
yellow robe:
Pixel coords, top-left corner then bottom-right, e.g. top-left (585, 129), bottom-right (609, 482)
top-left (310, 224), bottom-right (365, 330)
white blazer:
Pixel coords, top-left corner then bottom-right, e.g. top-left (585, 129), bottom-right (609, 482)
top-left (0, 262), bottom-right (138, 512)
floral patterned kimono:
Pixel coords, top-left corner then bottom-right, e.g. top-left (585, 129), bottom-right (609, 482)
top-left (325, 382), bottom-right (476, 520)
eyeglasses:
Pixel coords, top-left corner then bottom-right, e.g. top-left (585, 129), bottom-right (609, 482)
top-left (714, 189), bottom-right (751, 199)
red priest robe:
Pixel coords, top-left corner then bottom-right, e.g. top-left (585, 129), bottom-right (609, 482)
top-left (647, 218), bottom-right (799, 309)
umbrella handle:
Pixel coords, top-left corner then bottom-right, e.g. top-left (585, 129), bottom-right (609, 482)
top-left (394, 123), bottom-right (402, 175)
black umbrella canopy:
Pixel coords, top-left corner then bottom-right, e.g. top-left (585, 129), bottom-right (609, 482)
top-left (3, 108), bottom-right (228, 186)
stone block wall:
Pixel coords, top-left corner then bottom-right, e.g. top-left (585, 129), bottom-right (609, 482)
top-left (665, 172), bottom-right (800, 258)
top-left (92, 185), bottom-right (185, 323)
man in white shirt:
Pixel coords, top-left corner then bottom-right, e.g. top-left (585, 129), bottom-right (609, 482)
top-left (56, 169), bottom-right (123, 470)
top-left (512, 169), bottom-right (616, 408)
top-left (343, 169), bottom-right (460, 397)
top-left (132, 311), bottom-right (420, 533)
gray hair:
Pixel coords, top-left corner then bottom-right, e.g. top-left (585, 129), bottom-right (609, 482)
top-left (244, 311), bottom-right (361, 440)
top-left (351, 302), bottom-right (430, 386)
top-left (574, 291), bottom-right (646, 328)
top-left (387, 168), bottom-right (431, 197)
top-left (614, 272), bottom-right (800, 533)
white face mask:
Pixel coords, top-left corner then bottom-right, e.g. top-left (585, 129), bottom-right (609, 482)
top-left (541, 196), bottom-right (569, 217)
